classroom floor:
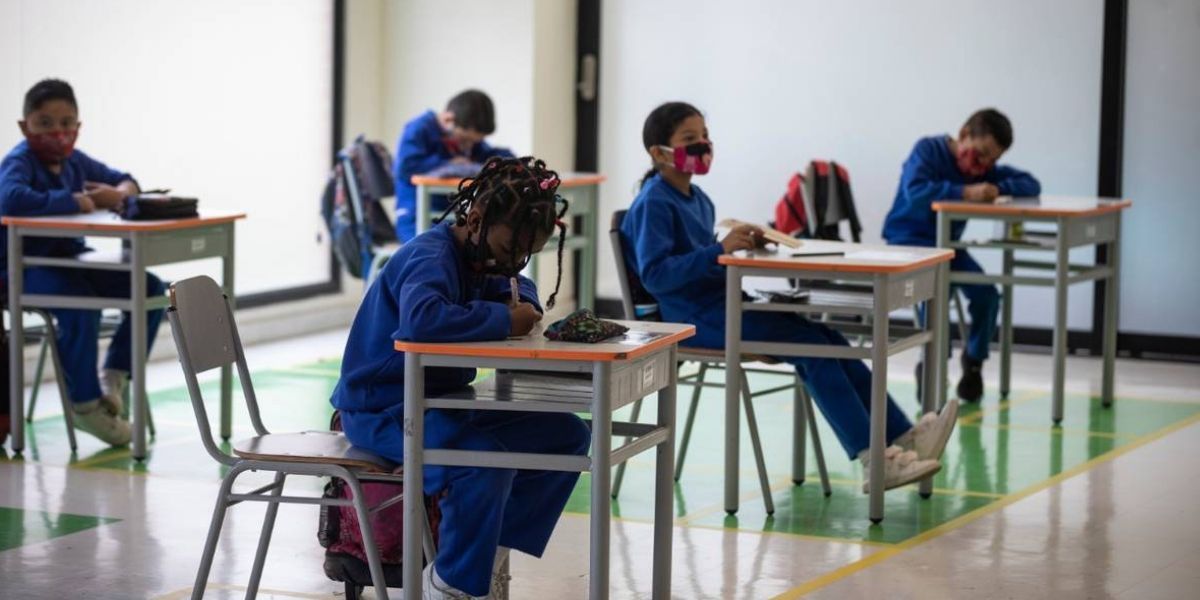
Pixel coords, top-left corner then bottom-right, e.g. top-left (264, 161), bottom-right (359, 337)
top-left (1, 328), bottom-right (1198, 599)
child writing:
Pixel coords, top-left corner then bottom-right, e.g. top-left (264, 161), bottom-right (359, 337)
top-left (331, 156), bottom-right (587, 599)
top-left (620, 102), bottom-right (959, 492)
top-left (882, 108), bottom-right (1041, 402)
top-left (0, 79), bottom-right (166, 447)
top-left (392, 89), bottom-right (516, 243)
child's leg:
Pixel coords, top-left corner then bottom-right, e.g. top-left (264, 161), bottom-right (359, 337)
top-left (741, 312), bottom-right (913, 459)
top-left (81, 270), bottom-right (167, 372)
top-left (951, 250), bottom-right (1000, 362)
top-left (23, 268), bottom-right (102, 403)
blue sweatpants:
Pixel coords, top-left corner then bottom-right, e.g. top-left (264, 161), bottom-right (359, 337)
top-left (916, 249), bottom-right (1000, 362)
top-left (689, 309), bottom-right (913, 459)
top-left (342, 406), bottom-right (591, 597)
top-left (22, 267), bottom-right (165, 404)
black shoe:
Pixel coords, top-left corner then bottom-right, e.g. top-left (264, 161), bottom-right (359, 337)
top-left (956, 355), bottom-right (984, 403)
top-left (914, 361), bottom-right (924, 405)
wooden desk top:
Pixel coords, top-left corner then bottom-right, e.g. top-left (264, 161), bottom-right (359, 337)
top-left (2, 211), bottom-right (246, 232)
top-left (718, 240), bottom-right (953, 274)
top-left (931, 195), bottom-right (1131, 218)
top-left (411, 172), bottom-right (606, 188)
top-left (394, 320), bottom-right (694, 362)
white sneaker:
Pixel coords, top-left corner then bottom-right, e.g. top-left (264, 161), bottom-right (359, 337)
top-left (421, 563), bottom-right (476, 600)
top-left (491, 550), bottom-right (511, 600)
top-left (894, 399), bottom-right (959, 461)
top-left (99, 369), bottom-right (129, 416)
top-left (73, 400), bottom-right (132, 446)
top-left (859, 445), bottom-right (941, 493)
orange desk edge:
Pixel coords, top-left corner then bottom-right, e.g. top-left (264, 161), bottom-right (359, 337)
top-left (931, 199), bottom-right (1131, 218)
top-left (718, 249), bottom-right (954, 274)
top-left (2, 212), bottom-right (247, 233)
top-left (411, 174), bottom-right (606, 188)
top-left (394, 325), bottom-right (696, 362)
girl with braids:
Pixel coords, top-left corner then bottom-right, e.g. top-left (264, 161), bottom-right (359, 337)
top-left (330, 156), bottom-right (587, 599)
top-left (619, 102), bottom-right (959, 493)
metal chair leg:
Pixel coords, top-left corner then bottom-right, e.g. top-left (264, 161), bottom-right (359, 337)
top-left (953, 290), bottom-right (969, 349)
top-left (344, 475), bottom-right (390, 600)
top-left (803, 388), bottom-right (832, 497)
top-left (192, 466), bottom-right (242, 600)
top-left (25, 337), bottom-right (49, 423)
top-left (741, 372), bottom-right (775, 515)
top-left (611, 397), bottom-right (644, 498)
top-left (792, 373), bottom-right (806, 485)
top-left (674, 362), bottom-right (707, 481)
top-left (245, 473), bottom-right (286, 599)
top-left (43, 318), bottom-right (77, 452)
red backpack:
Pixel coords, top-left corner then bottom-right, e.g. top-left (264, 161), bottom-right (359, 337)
top-left (772, 160), bottom-right (862, 242)
top-left (773, 172), bottom-right (809, 236)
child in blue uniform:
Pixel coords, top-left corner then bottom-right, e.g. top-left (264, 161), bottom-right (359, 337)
top-left (620, 102), bottom-right (959, 493)
top-left (0, 79), bottom-right (165, 446)
top-left (882, 108), bottom-right (1041, 402)
top-left (392, 89), bottom-right (515, 243)
top-left (332, 156), bottom-right (585, 599)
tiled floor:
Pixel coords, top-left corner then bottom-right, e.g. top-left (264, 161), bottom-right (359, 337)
top-left (1, 328), bottom-right (1197, 599)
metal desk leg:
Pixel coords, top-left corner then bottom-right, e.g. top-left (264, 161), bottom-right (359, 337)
top-left (590, 362), bottom-right (613, 600)
top-left (220, 226), bottom-right (235, 441)
top-left (402, 353), bottom-right (426, 600)
top-left (130, 234), bottom-right (148, 459)
top-left (1000, 248), bottom-right (1014, 398)
top-left (651, 347), bottom-right (676, 599)
top-left (724, 265), bottom-right (743, 514)
top-left (868, 274), bottom-right (890, 523)
top-left (416, 184), bottom-right (431, 235)
top-left (935, 214), bottom-right (952, 409)
top-left (1101, 214), bottom-right (1121, 407)
top-left (919, 266), bottom-right (945, 499)
top-left (8, 228), bottom-right (25, 453)
top-left (793, 374), bottom-right (806, 485)
top-left (580, 184), bottom-right (599, 310)
top-left (1051, 218), bottom-right (1069, 425)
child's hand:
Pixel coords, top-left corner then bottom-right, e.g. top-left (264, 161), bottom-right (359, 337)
top-left (83, 182), bottom-right (127, 210)
top-left (509, 302), bottom-right (543, 336)
top-left (720, 224), bottom-right (763, 253)
top-left (73, 193), bottom-right (96, 213)
top-left (963, 183), bottom-right (1000, 203)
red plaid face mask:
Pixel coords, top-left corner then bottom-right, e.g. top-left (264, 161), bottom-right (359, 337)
top-left (956, 146), bottom-right (989, 178)
top-left (25, 129), bottom-right (77, 164)
top-left (658, 141), bottom-right (713, 175)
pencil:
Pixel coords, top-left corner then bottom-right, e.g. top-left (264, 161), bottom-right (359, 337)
top-left (790, 252), bottom-right (845, 258)
top-left (510, 277), bottom-right (520, 305)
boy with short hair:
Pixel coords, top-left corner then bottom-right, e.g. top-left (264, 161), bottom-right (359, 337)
top-left (883, 108), bottom-right (1041, 402)
top-left (0, 78), bottom-right (165, 446)
top-left (392, 89), bottom-right (515, 243)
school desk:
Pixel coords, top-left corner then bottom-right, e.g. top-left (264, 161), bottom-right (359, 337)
top-left (396, 320), bottom-right (694, 599)
top-left (933, 196), bottom-right (1131, 423)
top-left (411, 173), bottom-right (605, 310)
top-left (5, 211), bottom-right (245, 459)
top-left (719, 240), bottom-right (955, 523)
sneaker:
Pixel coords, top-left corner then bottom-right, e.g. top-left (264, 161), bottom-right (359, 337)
top-left (421, 563), bottom-right (476, 599)
top-left (859, 445), bottom-right (942, 493)
top-left (491, 550), bottom-right (511, 600)
top-left (99, 369), bottom-right (129, 416)
top-left (73, 400), bottom-right (132, 446)
top-left (956, 354), bottom-right (984, 403)
top-left (894, 399), bottom-right (959, 461)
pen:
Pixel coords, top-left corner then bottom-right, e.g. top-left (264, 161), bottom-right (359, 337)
top-left (791, 251), bottom-right (845, 258)
top-left (510, 277), bottom-right (520, 305)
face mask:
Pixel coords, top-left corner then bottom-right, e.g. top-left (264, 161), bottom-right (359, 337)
top-left (658, 141), bottom-right (713, 175)
top-left (956, 146), bottom-right (989, 178)
top-left (25, 129), bottom-right (77, 164)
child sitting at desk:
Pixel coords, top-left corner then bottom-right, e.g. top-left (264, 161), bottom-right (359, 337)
top-left (0, 78), bottom-right (165, 447)
top-left (392, 89), bottom-right (516, 244)
top-left (331, 156), bottom-right (586, 599)
top-left (882, 108), bottom-right (1041, 403)
top-left (620, 101), bottom-right (959, 492)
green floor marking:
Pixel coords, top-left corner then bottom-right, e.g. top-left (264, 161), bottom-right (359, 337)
top-left (0, 506), bottom-right (120, 551)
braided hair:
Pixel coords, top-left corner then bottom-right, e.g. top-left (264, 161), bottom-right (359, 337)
top-left (435, 156), bottom-right (570, 308)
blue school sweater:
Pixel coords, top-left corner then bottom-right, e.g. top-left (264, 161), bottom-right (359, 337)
top-left (0, 141), bottom-right (134, 275)
top-left (620, 174), bottom-right (727, 325)
top-left (330, 222), bottom-right (540, 414)
top-left (392, 110), bottom-right (514, 243)
top-left (882, 135), bottom-right (1041, 246)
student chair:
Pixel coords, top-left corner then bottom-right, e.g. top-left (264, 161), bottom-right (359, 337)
top-left (167, 275), bottom-right (434, 600)
top-left (609, 211), bottom-right (831, 515)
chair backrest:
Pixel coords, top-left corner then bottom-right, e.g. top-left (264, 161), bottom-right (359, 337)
top-left (609, 210), bottom-right (661, 321)
top-left (167, 275), bottom-right (267, 465)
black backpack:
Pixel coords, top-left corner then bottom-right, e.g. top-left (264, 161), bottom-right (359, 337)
top-left (320, 136), bottom-right (399, 279)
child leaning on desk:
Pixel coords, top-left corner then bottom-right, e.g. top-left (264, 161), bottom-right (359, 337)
top-left (0, 78), bottom-right (165, 447)
top-left (330, 156), bottom-right (588, 599)
top-left (619, 101), bottom-right (960, 493)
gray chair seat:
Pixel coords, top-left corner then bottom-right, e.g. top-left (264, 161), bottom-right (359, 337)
top-left (678, 346), bottom-right (781, 365)
top-left (233, 431), bottom-right (397, 473)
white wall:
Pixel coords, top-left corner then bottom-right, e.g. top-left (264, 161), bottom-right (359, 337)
top-left (0, 0), bottom-right (334, 297)
top-left (1120, 0), bottom-right (1200, 337)
top-left (597, 0), bottom-right (1105, 330)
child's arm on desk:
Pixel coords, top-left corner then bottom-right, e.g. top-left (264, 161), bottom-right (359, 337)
top-left (0, 154), bottom-right (89, 215)
top-left (395, 260), bottom-right (542, 341)
top-left (482, 274), bottom-right (543, 312)
top-left (989, 164), bottom-right (1041, 197)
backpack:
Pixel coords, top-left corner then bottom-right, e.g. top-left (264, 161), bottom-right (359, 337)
top-left (318, 411), bottom-right (442, 598)
top-left (772, 160), bottom-right (862, 242)
top-left (320, 136), bottom-right (399, 279)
